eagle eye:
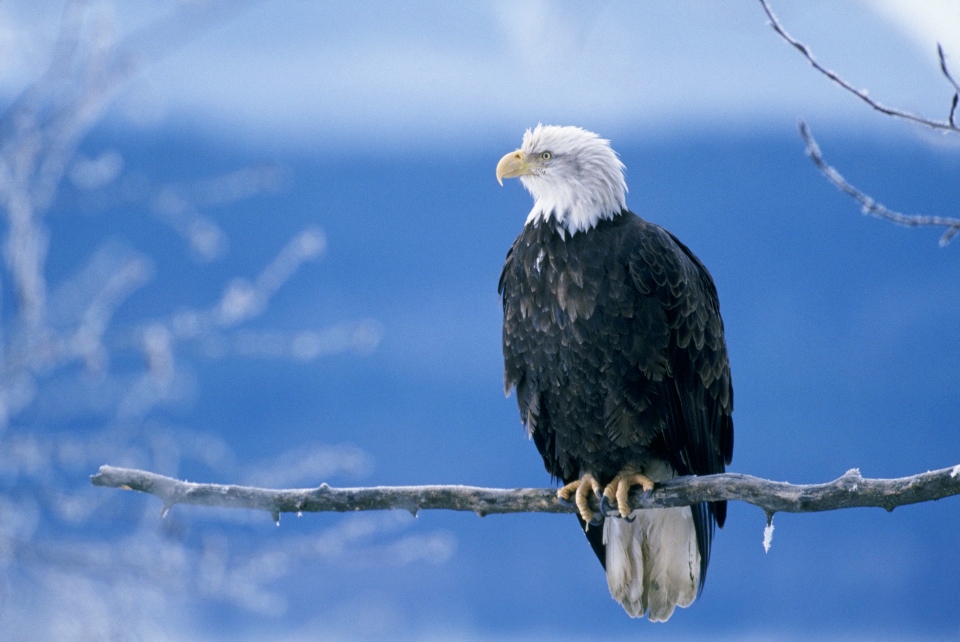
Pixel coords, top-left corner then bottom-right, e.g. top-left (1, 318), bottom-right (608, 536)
top-left (540, 151), bottom-right (553, 161)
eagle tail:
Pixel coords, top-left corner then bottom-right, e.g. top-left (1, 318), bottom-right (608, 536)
top-left (602, 506), bottom-right (700, 621)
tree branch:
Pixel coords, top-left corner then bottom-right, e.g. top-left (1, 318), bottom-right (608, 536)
top-left (937, 45), bottom-right (960, 128)
top-left (91, 463), bottom-right (960, 522)
top-left (799, 121), bottom-right (960, 246)
top-left (759, 0), bottom-right (960, 135)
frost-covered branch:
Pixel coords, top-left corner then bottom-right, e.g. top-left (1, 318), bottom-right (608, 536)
top-left (91, 463), bottom-right (960, 522)
top-left (799, 121), bottom-right (960, 246)
top-left (759, 0), bottom-right (960, 134)
top-left (0, 0), bottom-right (262, 426)
top-left (0, 2), bottom-right (397, 635)
top-left (759, 0), bottom-right (960, 245)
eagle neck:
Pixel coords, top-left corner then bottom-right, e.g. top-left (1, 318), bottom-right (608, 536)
top-left (525, 208), bottom-right (630, 241)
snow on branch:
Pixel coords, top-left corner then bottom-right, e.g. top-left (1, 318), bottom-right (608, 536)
top-left (759, 0), bottom-right (960, 134)
top-left (91, 463), bottom-right (960, 522)
top-left (799, 121), bottom-right (960, 246)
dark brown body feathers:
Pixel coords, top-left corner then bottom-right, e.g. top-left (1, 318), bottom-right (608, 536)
top-left (499, 210), bottom-right (733, 586)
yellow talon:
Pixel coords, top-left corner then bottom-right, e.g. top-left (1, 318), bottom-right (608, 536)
top-left (557, 473), bottom-right (602, 524)
top-left (557, 479), bottom-right (578, 502)
top-left (603, 469), bottom-right (655, 518)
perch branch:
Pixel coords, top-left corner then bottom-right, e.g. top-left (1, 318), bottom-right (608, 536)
top-left (799, 121), bottom-right (960, 246)
top-left (759, 0), bottom-right (960, 134)
top-left (91, 463), bottom-right (960, 520)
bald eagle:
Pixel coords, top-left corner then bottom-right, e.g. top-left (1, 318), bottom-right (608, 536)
top-left (497, 125), bottom-right (733, 621)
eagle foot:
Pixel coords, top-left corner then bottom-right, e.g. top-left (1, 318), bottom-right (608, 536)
top-left (557, 473), bottom-right (602, 524)
top-left (599, 495), bottom-right (616, 517)
top-left (556, 496), bottom-right (574, 508)
top-left (600, 495), bottom-right (637, 522)
top-left (602, 469), bottom-right (655, 519)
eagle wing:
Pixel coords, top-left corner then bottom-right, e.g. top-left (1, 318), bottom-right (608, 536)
top-left (627, 220), bottom-right (734, 585)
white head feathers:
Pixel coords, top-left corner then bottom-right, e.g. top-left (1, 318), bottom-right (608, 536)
top-left (517, 125), bottom-right (627, 235)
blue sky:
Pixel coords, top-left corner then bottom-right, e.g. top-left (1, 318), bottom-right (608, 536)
top-left (0, 1), bottom-right (959, 640)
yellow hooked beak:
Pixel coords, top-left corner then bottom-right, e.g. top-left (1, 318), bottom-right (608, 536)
top-left (496, 149), bottom-right (532, 185)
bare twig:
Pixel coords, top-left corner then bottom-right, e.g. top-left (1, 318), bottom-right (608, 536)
top-left (759, 0), bottom-right (960, 135)
top-left (91, 463), bottom-right (960, 521)
top-left (0, 0), bottom-right (245, 361)
top-left (799, 121), bottom-right (960, 246)
top-left (937, 45), bottom-right (960, 127)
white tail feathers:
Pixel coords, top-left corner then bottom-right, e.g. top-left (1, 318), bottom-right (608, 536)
top-left (603, 506), bottom-right (700, 621)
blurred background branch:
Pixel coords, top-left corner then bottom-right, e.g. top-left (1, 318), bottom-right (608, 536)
top-left (0, 2), bottom-right (400, 637)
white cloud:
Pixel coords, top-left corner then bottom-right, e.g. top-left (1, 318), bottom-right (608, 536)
top-left (0, 1), bottom-right (953, 150)
top-left (865, 0), bottom-right (960, 65)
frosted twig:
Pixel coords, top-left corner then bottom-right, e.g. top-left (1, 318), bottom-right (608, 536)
top-left (91, 463), bottom-right (960, 519)
top-left (759, 0), bottom-right (960, 134)
top-left (69, 256), bottom-right (151, 371)
top-left (0, 0), bottom-right (244, 359)
top-left (799, 121), bottom-right (960, 246)
top-left (938, 45), bottom-right (960, 127)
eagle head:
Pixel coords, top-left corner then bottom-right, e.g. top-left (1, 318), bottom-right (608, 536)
top-left (496, 124), bottom-right (627, 235)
